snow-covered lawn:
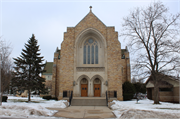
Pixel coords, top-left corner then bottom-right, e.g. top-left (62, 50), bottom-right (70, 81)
top-left (111, 99), bottom-right (180, 118)
top-left (0, 96), bottom-right (68, 118)
top-left (1, 96), bottom-right (180, 118)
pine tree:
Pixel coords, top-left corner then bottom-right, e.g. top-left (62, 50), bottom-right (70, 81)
top-left (13, 34), bottom-right (45, 102)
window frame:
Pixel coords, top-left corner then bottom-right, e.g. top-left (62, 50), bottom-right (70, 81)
top-left (83, 38), bottom-right (98, 64)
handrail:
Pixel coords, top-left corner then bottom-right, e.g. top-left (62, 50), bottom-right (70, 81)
top-left (106, 91), bottom-right (108, 106)
top-left (69, 91), bottom-right (73, 106)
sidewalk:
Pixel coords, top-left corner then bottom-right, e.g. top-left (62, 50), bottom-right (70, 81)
top-left (47, 106), bottom-right (116, 118)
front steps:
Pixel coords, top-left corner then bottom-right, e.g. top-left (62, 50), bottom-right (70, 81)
top-left (71, 97), bottom-right (107, 106)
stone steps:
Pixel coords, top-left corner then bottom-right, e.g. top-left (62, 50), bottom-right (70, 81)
top-left (71, 97), bottom-right (107, 106)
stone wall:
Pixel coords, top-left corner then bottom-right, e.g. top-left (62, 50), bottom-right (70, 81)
top-left (106, 27), bottom-right (123, 100)
top-left (51, 51), bottom-right (59, 97)
top-left (121, 51), bottom-right (131, 83)
top-left (74, 11), bottom-right (107, 39)
top-left (58, 28), bottom-right (75, 99)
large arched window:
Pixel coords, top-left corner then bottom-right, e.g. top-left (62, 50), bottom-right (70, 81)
top-left (83, 38), bottom-right (98, 64)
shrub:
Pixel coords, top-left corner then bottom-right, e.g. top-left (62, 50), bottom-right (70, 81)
top-left (42, 96), bottom-right (52, 100)
top-left (42, 96), bottom-right (58, 101)
top-left (133, 82), bottom-right (146, 99)
top-left (123, 94), bottom-right (134, 101)
top-left (2, 96), bottom-right (8, 102)
top-left (133, 82), bottom-right (146, 93)
top-left (123, 81), bottom-right (136, 101)
top-left (51, 97), bottom-right (58, 101)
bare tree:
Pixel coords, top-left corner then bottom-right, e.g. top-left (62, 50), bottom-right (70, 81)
top-left (0, 38), bottom-right (13, 96)
top-left (121, 1), bottom-right (180, 104)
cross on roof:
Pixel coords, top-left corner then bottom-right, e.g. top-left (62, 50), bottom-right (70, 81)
top-left (90, 6), bottom-right (92, 11)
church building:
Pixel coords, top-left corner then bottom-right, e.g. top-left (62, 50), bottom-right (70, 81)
top-left (51, 7), bottom-right (131, 101)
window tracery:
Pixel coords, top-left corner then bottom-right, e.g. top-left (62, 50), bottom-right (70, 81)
top-left (83, 39), bottom-right (98, 64)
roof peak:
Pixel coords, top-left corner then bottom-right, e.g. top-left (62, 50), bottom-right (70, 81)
top-left (75, 6), bottom-right (106, 27)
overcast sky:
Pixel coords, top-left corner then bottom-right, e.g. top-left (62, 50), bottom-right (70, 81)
top-left (0, 0), bottom-right (179, 62)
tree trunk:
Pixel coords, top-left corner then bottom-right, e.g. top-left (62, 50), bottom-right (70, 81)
top-left (28, 89), bottom-right (31, 102)
top-left (153, 81), bottom-right (160, 104)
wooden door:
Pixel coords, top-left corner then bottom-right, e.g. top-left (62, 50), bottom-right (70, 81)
top-left (94, 84), bottom-right (101, 97)
top-left (81, 84), bottom-right (88, 97)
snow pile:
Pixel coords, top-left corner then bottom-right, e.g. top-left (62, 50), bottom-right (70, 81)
top-left (7, 95), bottom-right (46, 102)
top-left (0, 96), bottom-right (68, 118)
top-left (0, 105), bottom-right (53, 117)
top-left (119, 109), bottom-right (180, 119)
top-left (111, 99), bottom-right (180, 118)
top-left (52, 100), bottom-right (68, 108)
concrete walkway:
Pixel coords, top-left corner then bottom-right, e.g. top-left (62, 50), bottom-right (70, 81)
top-left (47, 106), bottom-right (116, 118)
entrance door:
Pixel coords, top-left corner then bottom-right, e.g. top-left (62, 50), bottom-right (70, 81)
top-left (81, 84), bottom-right (88, 97)
top-left (94, 84), bottom-right (101, 97)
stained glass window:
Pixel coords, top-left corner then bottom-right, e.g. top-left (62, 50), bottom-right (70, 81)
top-left (88, 45), bottom-right (90, 64)
top-left (83, 39), bottom-right (98, 64)
top-left (84, 45), bottom-right (86, 64)
top-left (91, 45), bottom-right (94, 64)
top-left (95, 45), bottom-right (98, 64)
top-left (88, 39), bottom-right (93, 43)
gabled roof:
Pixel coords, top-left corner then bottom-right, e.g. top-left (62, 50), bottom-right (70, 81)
top-left (42, 62), bottom-right (53, 75)
top-left (75, 9), bottom-right (106, 27)
top-left (145, 73), bottom-right (180, 87)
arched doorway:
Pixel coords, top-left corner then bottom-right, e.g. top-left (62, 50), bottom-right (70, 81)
top-left (81, 78), bottom-right (88, 97)
top-left (94, 78), bottom-right (101, 97)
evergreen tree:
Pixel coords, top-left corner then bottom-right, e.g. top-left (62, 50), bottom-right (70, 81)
top-left (12, 34), bottom-right (45, 102)
top-left (123, 81), bottom-right (136, 101)
top-left (133, 82), bottom-right (146, 99)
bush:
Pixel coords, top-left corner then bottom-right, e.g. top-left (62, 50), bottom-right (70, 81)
top-left (42, 96), bottom-right (58, 100)
top-left (51, 97), bottom-right (58, 101)
top-left (2, 96), bottom-right (8, 102)
top-left (123, 81), bottom-right (136, 101)
top-left (123, 94), bottom-right (134, 101)
top-left (133, 82), bottom-right (146, 93)
top-left (42, 96), bottom-right (52, 100)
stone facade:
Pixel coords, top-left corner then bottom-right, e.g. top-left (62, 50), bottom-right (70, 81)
top-left (51, 9), bottom-right (131, 100)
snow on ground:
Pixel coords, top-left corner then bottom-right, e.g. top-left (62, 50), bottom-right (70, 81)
top-left (111, 99), bottom-right (180, 118)
top-left (0, 96), bottom-right (68, 118)
top-left (1, 96), bottom-right (180, 118)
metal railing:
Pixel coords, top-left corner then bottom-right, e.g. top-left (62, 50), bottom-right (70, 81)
top-left (63, 90), bottom-right (73, 106)
top-left (106, 90), bottom-right (117, 107)
top-left (63, 90), bottom-right (71, 97)
top-left (107, 90), bottom-right (117, 100)
top-left (69, 91), bottom-right (73, 106)
top-left (106, 91), bottom-right (108, 106)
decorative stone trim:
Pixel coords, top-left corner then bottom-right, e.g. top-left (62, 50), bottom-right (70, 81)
top-left (76, 67), bottom-right (105, 72)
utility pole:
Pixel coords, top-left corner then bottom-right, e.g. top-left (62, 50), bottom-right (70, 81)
top-left (0, 54), bottom-right (2, 106)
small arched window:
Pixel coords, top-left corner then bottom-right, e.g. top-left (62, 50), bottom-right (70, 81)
top-left (83, 39), bottom-right (98, 64)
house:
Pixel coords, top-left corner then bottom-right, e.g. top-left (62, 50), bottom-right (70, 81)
top-left (42, 62), bottom-right (53, 95)
top-left (146, 74), bottom-right (179, 103)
